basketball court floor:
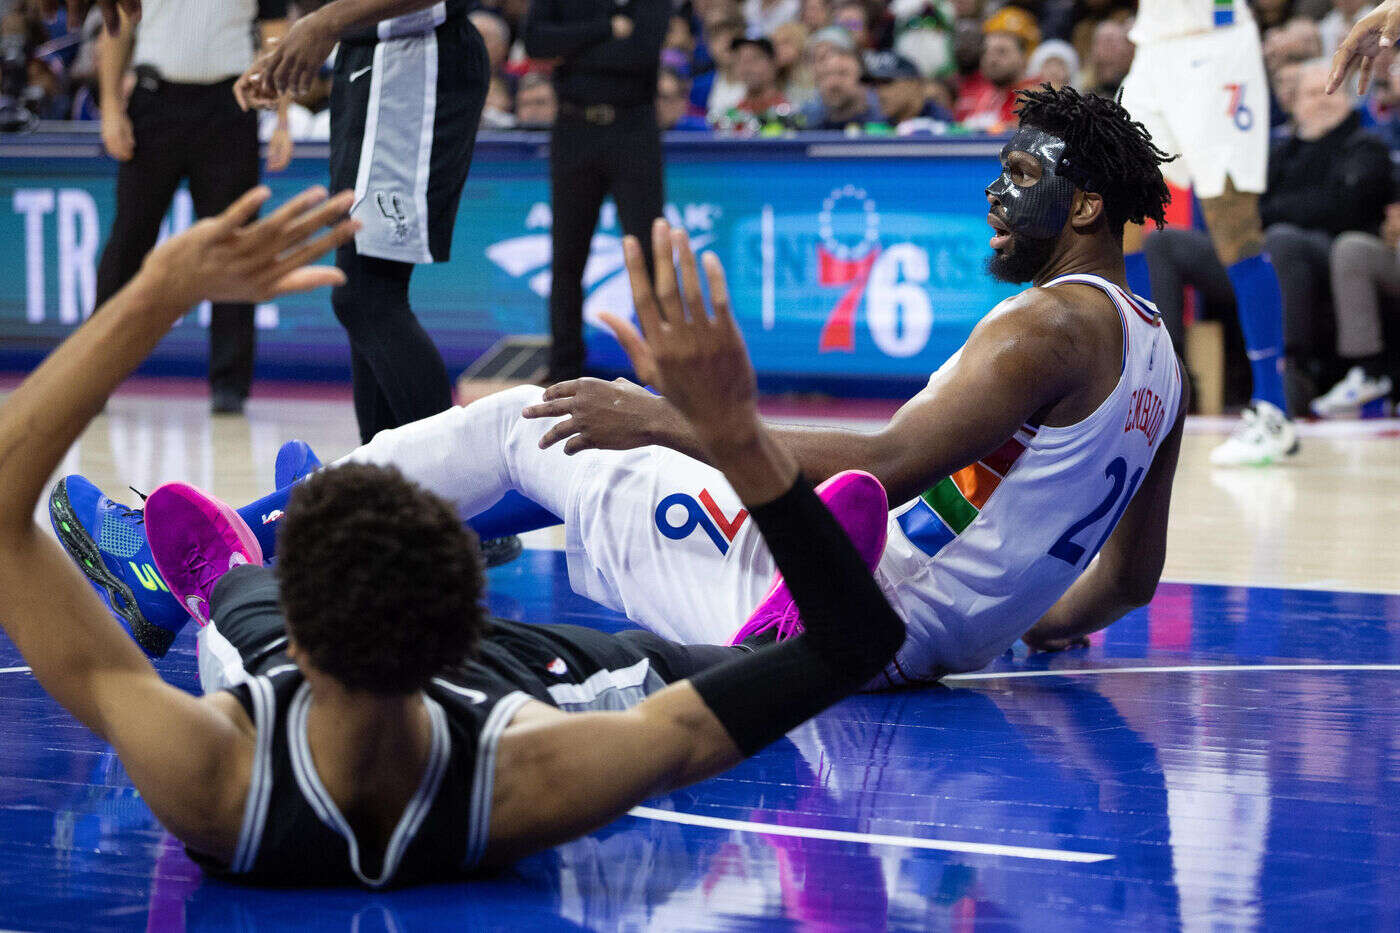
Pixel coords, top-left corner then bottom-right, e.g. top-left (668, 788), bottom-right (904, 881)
top-left (0, 378), bottom-right (1396, 930)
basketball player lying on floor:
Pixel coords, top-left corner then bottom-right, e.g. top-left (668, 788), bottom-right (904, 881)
top-left (57, 85), bottom-right (1189, 687)
top-left (0, 186), bottom-right (907, 887)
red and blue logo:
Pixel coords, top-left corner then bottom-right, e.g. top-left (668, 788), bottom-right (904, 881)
top-left (655, 490), bottom-right (748, 554)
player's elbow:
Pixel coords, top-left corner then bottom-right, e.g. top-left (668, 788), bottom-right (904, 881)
top-left (1114, 569), bottom-right (1160, 609)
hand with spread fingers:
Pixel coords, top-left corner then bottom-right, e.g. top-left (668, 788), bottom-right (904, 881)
top-left (522, 377), bottom-right (686, 455)
top-left (599, 220), bottom-right (761, 453)
top-left (1329, 0), bottom-right (1400, 93)
top-left (140, 186), bottom-right (360, 309)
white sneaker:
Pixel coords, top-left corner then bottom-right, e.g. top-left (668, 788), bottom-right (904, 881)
top-left (1209, 400), bottom-right (1300, 466)
top-left (1309, 366), bottom-right (1393, 418)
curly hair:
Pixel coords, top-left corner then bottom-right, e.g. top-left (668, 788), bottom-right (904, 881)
top-left (276, 462), bottom-right (486, 694)
top-left (1013, 84), bottom-right (1175, 234)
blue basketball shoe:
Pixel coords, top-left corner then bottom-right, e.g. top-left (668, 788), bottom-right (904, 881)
top-left (274, 439), bottom-right (321, 489)
top-left (48, 475), bottom-right (189, 658)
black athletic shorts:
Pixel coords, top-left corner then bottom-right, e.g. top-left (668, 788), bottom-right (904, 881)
top-left (329, 13), bottom-right (488, 264)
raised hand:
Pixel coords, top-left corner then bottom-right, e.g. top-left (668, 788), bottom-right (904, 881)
top-left (139, 186), bottom-right (359, 310)
top-left (601, 219), bottom-right (760, 451)
top-left (1328, 0), bottom-right (1400, 93)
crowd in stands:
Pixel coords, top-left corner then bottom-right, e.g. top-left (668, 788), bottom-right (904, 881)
top-left (0, 0), bottom-right (1396, 412)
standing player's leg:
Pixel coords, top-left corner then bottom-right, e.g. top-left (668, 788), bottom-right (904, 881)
top-left (187, 88), bottom-right (261, 415)
top-left (607, 111), bottom-right (665, 287)
top-left (330, 244), bottom-right (446, 441)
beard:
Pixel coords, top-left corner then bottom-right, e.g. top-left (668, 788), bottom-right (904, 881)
top-left (986, 230), bottom-right (1058, 284)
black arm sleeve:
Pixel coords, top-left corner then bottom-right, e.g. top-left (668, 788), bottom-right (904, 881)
top-left (688, 475), bottom-right (906, 756)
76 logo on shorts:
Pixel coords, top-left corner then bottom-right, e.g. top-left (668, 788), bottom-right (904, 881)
top-left (655, 490), bottom-right (748, 555)
top-left (1224, 83), bottom-right (1253, 131)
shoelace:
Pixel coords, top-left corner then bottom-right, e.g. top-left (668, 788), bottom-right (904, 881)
top-left (749, 600), bottom-right (806, 644)
top-left (183, 550), bottom-right (223, 604)
top-left (112, 487), bottom-right (148, 525)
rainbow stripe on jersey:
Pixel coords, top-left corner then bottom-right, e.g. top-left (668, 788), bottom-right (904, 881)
top-left (896, 424), bottom-right (1039, 557)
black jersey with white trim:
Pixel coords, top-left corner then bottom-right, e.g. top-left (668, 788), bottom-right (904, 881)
top-left (190, 619), bottom-right (671, 887)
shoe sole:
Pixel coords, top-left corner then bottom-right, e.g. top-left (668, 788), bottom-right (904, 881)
top-left (48, 480), bottom-right (176, 657)
top-left (480, 535), bottom-right (523, 568)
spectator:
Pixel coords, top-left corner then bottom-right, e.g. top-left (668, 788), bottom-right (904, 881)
top-left (665, 12), bottom-right (697, 59)
top-left (481, 74), bottom-right (515, 128)
top-left (658, 65), bottom-right (709, 129)
top-left (702, 11), bottom-right (748, 121)
top-left (515, 69), bottom-right (556, 127)
top-left (1359, 46), bottom-right (1400, 147)
top-left (807, 22), bottom-right (856, 67)
top-left (1260, 60), bottom-right (1393, 406)
top-left (831, 0), bottom-right (871, 48)
top-left (801, 0), bottom-right (832, 30)
top-left (745, 0), bottom-right (799, 37)
top-left (800, 43), bottom-right (882, 127)
top-left (1264, 18), bottom-right (1323, 123)
top-left (1069, 0), bottom-right (1132, 67)
top-left (1085, 19), bottom-right (1132, 98)
top-left (890, 0), bottom-right (955, 78)
top-left (469, 9), bottom-right (511, 77)
top-left (1027, 37), bottom-right (1079, 89)
top-left (863, 49), bottom-right (952, 124)
top-left (772, 20), bottom-right (815, 104)
top-left (1255, 0), bottom-right (1295, 30)
top-left (728, 35), bottom-right (790, 118)
top-left (1322, 204), bottom-right (1400, 414)
top-left (953, 7), bottom-right (1039, 130)
top-left (1143, 227), bottom-right (1240, 389)
top-left (1319, 0), bottom-right (1374, 58)
top-left (950, 16), bottom-right (982, 79)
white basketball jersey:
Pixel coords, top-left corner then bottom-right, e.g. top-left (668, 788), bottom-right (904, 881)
top-left (1130, 0), bottom-right (1254, 43)
top-left (875, 274), bottom-right (1183, 684)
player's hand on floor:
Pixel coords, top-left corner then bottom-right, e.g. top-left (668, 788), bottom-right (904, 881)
top-left (1329, 0), bottom-right (1400, 93)
top-left (1023, 633), bottom-right (1091, 653)
top-left (139, 186), bottom-right (358, 309)
top-left (523, 377), bottom-right (682, 454)
top-left (602, 219), bottom-right (760, 448)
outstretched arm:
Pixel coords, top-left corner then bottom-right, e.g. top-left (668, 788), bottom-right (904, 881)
top-left (1021, 371), bottom-right (1188, 651)
top-left (484, 224), bottom-right (906, 864)
top-left (0, 186), bottom-right (358, 856)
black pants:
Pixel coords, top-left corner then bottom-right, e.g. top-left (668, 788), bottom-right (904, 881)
top-left (208, 564), bottom-right (741, 683)
top-left (547, 108), bottom-right (664, 381)
top-left (1143, 227), bottom-right (1236, 351)
top-left (95, 76), bottom-right (259, 400)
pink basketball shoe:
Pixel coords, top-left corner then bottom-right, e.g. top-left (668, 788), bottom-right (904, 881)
top-left (729, 470), bottom-right (889, 646)
top-left (144, 483), bottom-right (263, 627)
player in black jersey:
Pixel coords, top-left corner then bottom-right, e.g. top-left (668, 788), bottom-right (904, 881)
top-left (0, 184), bottom-right (906, 887)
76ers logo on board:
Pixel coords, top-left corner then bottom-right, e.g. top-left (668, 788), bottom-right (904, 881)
top-left (655, 490), bottom-right (748, 555)
top-left (817, 186), bottom-right (881, 352)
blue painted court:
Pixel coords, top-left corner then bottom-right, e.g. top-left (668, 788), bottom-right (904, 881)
top-left (0, 549), bottom-right (1395, 930)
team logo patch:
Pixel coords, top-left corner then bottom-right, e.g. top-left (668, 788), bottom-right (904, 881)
top-left (376, 191), bottom-right (411, 244)
top-left (261, 510), bottom-right (283, 525)
top-left (655, 489), bottom-right (748, 555)
top-left (547, 657), bottom-right (568, 676)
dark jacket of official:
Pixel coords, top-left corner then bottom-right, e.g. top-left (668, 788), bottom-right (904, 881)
top-left (1261, 110), bottom-right (1394, 237)
top-left (522, 0), bottom-right (669, 107)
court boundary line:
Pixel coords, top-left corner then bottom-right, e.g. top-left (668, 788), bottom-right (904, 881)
top-left (945, 663), bottom-right (1400, 681)
top-left (626, 806), bottom-right (1113, 862)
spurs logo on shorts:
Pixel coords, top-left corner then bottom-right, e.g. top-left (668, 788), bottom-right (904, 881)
top-left (655, 490), bottom-right (748, 555)
top-left (375, 191), bottom-right (411, 244)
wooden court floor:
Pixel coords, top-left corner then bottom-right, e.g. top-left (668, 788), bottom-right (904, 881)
top-left (0, 377), bottom-right (1396, 930)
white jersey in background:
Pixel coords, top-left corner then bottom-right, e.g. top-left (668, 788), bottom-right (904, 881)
top-left (1120, 0), bottom-right (1268, 197)
top-left (1130, 0), bottom-right (1254, 43)
top-left (874, 274), bottom-right (1182, 683)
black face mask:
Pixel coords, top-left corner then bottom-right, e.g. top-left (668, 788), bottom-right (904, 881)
top-left (985, 127), bottom-right (1081, 240)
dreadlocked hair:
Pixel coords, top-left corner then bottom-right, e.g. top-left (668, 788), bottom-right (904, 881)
top-left (1013, 84), bottom-right (1175, 234)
